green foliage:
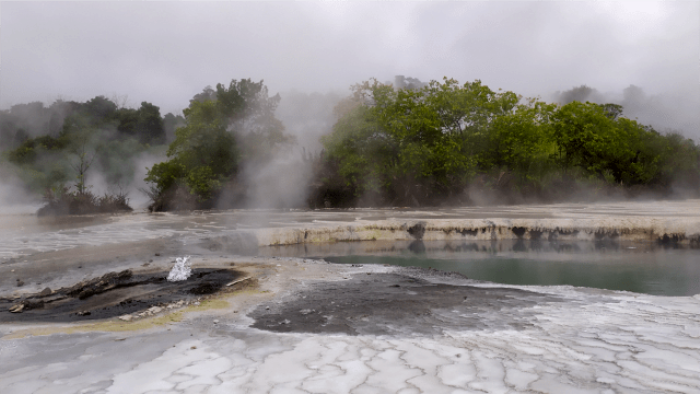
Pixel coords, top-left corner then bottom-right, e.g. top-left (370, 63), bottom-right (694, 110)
top-left (146, 100), bottom-right (237, 202)
top-left (144, 79), bottom-right (293, 210)
top-left (5, 77), bottom-right (698, 212)
top-left (3, 95), bottom-right (169, 198)
top-left (215, 79), bottom-right (294, 162)
top-left (6, 135), bottom-right (68, 165)
top-left (163, 112), bottom-right (185, 143)
top-left (371, 83), bottom-right (477, 202)
top-left (321, 78), bottom-right (534, 204)
top-left (480, 100), bottom-right (559, 184)
top-left (83, 96), bottom-right (118, 123)
top-left (550, 101), bottom-right (674, 186)
top-left (115, 102), bottom-right (166, 144)
top-left (656, 132), bottom-right (700, 188)
top-left (318, 77), bottom-right (700, 206)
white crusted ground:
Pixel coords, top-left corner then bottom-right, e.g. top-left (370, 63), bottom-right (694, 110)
top-left (107, 288), bottom-right (700, 394)
top-left (1, 202), bottom-right (700, 393)
top-left (3, 200), bottom-right (700, 261)
top-left (1, 276), bottom-right (699, 394)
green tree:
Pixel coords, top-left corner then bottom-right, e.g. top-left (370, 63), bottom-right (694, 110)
top-left (145, 79), bottom-right (293, 210)
top-left (215, 79), bottom-right (294, 163)
top-left (480, 99), bottom-right (558, 182)
top-left (321, 78), bottom-right (524, 205)
top-left (114, 102), bottom-right (165, 144)
top-left (163, 112), bottom-right (185, 143)
top-left (82, 96), bottom-right (118, 126)
top-left (319, 77), bottom-right (700, 206)
top-left (550, 101), bottom-right (666, 186)
top-left (135, 102), bottom-right (165, 144)
top-left (147, 99), bottom-right (237, 201)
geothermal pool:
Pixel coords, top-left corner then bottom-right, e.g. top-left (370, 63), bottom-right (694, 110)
top-left (1, 201), bottom-right (700, 393)
top-left (313, 240), bottom-right (700, 296)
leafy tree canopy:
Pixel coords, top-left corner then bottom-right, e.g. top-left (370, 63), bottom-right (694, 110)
top-left (145, 79), bottom-right (294, 209)
top-left (3, 95), bottom-right (168, 194)
top-left (316, 77), bottom-right (700, 206)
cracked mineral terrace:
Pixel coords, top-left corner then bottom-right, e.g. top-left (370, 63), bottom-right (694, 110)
top-left (1, 200), bottom-right (700, 393)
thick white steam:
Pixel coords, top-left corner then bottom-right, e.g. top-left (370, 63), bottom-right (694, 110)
top-left (167, 256), bottom-right (192, 282)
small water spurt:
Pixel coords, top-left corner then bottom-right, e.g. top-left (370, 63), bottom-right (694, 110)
top-left (167, 256), bottom-right (192, 282)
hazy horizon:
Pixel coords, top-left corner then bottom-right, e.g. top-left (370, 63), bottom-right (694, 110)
top-left (2, 2), bottom-right (698, 137)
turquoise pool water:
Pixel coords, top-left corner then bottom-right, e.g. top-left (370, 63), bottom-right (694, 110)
top-left (267, 240), bottom-right (700, 296)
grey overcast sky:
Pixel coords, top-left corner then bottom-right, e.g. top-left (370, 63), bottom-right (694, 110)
top-left (1, 1), bottom-right (698, 116)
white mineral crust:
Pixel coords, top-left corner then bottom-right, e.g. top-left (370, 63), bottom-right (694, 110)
top-left (2, 202), bottom-right (700, 393)
top-left (1, 282), bottom-right (699, 393)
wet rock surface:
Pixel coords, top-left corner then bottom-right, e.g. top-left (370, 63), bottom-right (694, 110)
top-left (197, 234), bottom-right (259, 255)
top-left (0, 268), bottom-right (239, 323)
top-left (250, 268), bottom-right (564, 336)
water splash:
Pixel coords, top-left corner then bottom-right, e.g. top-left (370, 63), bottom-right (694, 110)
top-left (167, 256), bottom-right (192, 282)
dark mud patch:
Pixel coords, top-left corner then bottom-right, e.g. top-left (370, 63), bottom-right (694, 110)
top-left (250, 269), bottom-right (563, 336)
top-left (407, 222), bottom-right (426, 240)
top-left (0, 268), bottom-right (239, 323)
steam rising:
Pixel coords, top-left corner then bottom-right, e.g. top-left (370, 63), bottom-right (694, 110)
top-left (0, 165), bottom-right (42, 215)
top-left (224, 90), bottom-right (344, 209)
top-left (552, 84), bottom-right (700, 137)
top-left (275, 91), bottom-right (343, 152)
top-left (167, 256), bottom-right (192, 282)
top-left (235, 152), bottom-right (314, 209)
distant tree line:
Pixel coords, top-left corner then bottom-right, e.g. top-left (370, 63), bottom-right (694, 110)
top-left (0, 97), bottom-right (183, 150)
top-left (0, 96), bottom-right (186, 213)
top-left (310, 78), bottom-right (700, 206)
top-left (2, 76), bottom-right (699, 213)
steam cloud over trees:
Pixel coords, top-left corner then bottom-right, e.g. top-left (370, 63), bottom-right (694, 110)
top-left (1, 76), bottom-right (699, 214)
top-left (144, 79), bottom-right (295, 211)
top-left (313, 78), bottom-right (700, 206)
